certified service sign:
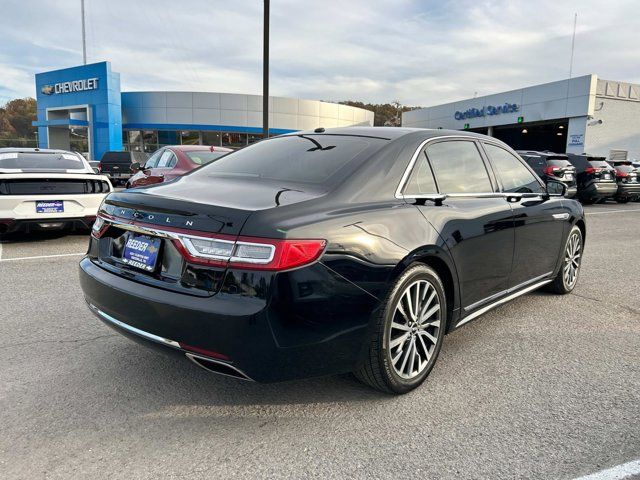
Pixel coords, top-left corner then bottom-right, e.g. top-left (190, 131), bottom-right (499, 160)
top-left (40, 77), bottom-right (99, 95)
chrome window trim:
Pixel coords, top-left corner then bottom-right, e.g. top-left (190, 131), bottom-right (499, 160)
top-left (395, 135), bottom-right (498, 200)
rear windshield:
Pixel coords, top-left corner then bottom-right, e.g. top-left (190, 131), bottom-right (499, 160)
top-left (0, 152), bottom-right (85, 170)
top-left (101, 152), bottom-right (132, 163)
top-left (547, 160), bottom-right (573, 168)
top-left (589, 161), bottom-right (612, 169)
top-left (192, 134), bottom-right (386, 185)
top-left (616, 165), bottom-right (636, 173)
top-left (520, 155), bottom-right (545, 176)
top-left (186, 151), bottom-right (229, 165)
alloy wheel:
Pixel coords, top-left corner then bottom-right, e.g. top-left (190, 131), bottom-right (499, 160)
top-left (563, 231), bottom-right (582, 289)
top-left (388, 279), bottom-right (441, 380)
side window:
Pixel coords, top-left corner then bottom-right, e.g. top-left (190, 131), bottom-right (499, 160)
top-left (144, 149), bottom-right (163, 169)
top-left (404, 151), bottom-right (437, 195)
top-left (484, 144), bottom-right (545, 194)
top-left (426, 141), bottom-right (493, 193)
top-left (156, 150), bottom-right (175, 168)
top-left (166, 154), bottom-right (177, 168)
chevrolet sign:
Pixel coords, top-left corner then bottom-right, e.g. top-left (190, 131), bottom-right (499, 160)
top-left (40, 77), bottom-right (99, 95)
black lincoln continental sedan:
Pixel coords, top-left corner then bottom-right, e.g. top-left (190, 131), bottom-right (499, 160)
top-left (80, 127), bottom-right (585, 394)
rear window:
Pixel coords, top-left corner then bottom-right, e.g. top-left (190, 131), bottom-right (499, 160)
top-left (186, 151), bottom-right (229, 165)
top-left (192, 134), bottom-right (385, 185)
top-left (101, 152), bottom-right (132, 163)
top-left (0, 152), bottom-right (85, 170)
top-left (589, 161), bottom-right (611, 169)
top-left (547, 160), bottom-right (572, 168)
top-left (520, 155), bottom-right (545, 176)
top-left (616, 165), bottom-right (636, 173)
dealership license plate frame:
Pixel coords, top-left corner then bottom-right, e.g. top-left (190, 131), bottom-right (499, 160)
top-left (36, 200), bottom-right (64, 213)
top-left (122, 234), bottom-right (162, 272)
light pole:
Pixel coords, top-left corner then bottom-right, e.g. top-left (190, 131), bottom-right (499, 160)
top-left (81, 0), bottom-right (87, 64)
top-left (263, 0), bottom-right (270, 138)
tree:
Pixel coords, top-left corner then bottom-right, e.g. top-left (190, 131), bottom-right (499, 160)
top-left (338, 100), bottom-right (420, 127)
top-left (0, 98), bottom-right (37, 139)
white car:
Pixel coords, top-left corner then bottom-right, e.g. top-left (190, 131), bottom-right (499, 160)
top-left (0, 148), bottom-right (113, 236)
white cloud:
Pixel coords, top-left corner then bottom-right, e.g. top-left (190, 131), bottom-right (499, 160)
top-left (1, 0), bottom-right (639, 106)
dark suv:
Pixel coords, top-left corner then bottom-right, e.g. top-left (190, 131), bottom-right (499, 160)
top-left (608, 160), bottom-right (640, 203)
top-left (566, 154), bottom-right (617, 204)
top-left (517, 151), bottom-right (577, 198)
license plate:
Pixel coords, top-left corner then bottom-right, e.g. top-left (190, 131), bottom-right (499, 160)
top-left (603, 174), bottom-right (611, 180)
top-left (122, 235), bottom-right (162, 272)
top-left (564, 173), bottom-right (573, 180)
top-left (36, 200), bottom-right (64, 213)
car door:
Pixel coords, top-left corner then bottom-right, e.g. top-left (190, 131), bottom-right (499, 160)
top-left (404, 139), bottom-right (515, 310)
top-left (145, 149), bottom-right (176, 185)
top-left (482, 142), bottom-right (566, 287)
top-left (131, 149), bottom-right (163, 187)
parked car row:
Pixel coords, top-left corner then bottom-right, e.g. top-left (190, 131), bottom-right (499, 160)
top-left (518, 150), bottom-right (639, 204)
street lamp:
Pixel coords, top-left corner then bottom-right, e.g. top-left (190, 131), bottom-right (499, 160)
top-left (263, 0), bottom-right (270, 138)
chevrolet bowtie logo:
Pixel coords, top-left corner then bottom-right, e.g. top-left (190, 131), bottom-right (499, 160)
top-left (41, 85), bottom-right (54, 95)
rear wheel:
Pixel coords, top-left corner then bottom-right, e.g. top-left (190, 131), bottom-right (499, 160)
top-left (354, 264), bottom-right (446, 394)
top-left (547, 225), bottom-right (583, 294)
top-left (616, 198), bottom-right (630, 204)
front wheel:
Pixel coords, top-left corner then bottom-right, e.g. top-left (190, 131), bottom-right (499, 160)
top-left (354, 264), bottom-right (446, 394)
top-left (547, 225), bottom-right (583, 294)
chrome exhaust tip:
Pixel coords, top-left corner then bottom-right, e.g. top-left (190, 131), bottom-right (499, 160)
top-left (185, 353), bottom-right (253, 381)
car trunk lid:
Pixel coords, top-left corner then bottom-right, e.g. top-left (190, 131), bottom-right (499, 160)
top-left (92, 177), bottom-right (325, 296)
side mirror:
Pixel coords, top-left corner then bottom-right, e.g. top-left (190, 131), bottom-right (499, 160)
top-left (92, 167), bottom-right (100, 174)
top-left (130, 162), bottom-right (141, 172)
top-left (546, 180), bottom-right (567, 197)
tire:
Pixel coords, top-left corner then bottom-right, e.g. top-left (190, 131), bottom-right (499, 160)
top-left (547, 225), bottom-right (583, 295)
top-left (354, 264), bottom-right (446, 394)
top-left (616, 198), bottom-right (630, 204)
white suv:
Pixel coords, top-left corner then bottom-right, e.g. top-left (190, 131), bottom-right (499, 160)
top-left (0, 148), bottom-right (113, 236)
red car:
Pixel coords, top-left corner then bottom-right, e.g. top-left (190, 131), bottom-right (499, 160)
top-left (126, 145), bottom-right (233, 188)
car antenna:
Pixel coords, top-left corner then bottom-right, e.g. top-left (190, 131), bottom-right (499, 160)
top-left (314, 127), bottom-right (325, 133)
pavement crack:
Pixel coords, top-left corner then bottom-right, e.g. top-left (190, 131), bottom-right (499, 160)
top-left (573, 292), bottom-right (640, 316)
top-left (0, 333), bottom-right (117, 350)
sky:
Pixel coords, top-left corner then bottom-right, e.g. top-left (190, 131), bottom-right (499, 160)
top-left (1, 0), bottom-right (639, 107)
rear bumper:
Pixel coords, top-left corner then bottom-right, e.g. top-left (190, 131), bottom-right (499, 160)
top-left (580, 182), bottom-right (617, 200)
top-left (616, 183), bottom-right (640, 197)
top-left (0, 193), bottom-right (106, 220)
top-left (0, 216), bottom-right (95, 234)
top-left (79, 257), bottom-right (378, 382)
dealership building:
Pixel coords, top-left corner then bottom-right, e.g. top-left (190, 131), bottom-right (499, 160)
top-left (402, 74), bottom-right (640, 160)
top-left (33, 61), bottom-right (374, 160)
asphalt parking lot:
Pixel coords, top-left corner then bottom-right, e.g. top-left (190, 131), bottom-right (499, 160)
top-left (0, 203), bottom-right (638, 480)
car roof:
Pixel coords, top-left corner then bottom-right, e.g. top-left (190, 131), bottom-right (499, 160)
top-left (287, 126), bottom-right (489, 141)
top-left (166, 145), bottom-right (234, 152)
top-left (0, 147), bottom-right (80, 155)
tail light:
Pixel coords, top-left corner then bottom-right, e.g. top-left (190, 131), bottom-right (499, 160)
top-left (584, 167), bottom-right (600, 174)
top-left (94, 216), bottom-right (327, 271)
top-left (616, 170), bottom-right (628, 177)
top-left (543, 166), bottom-right (561, 175)
top-left (175, 234), bottom-right (327, 271)
top-left (97, 162), bottom-right (102, 172)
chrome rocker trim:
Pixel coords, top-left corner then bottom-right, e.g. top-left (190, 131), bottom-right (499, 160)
top-left (457, 277), bottom-right (553, 328)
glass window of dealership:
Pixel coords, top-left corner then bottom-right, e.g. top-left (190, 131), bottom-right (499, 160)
top-left (122, 130), bottom-right (265, 152)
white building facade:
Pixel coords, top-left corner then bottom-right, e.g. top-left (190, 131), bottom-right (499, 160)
top-left (403, 75), bottom-right (640, 160)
